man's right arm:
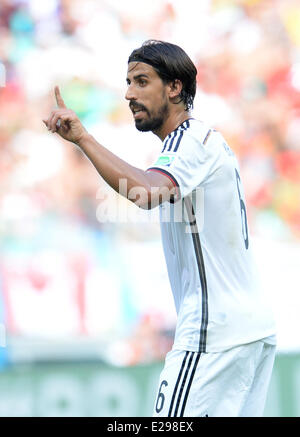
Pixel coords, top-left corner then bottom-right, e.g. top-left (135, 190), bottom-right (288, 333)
top-left (43, 86), bottom-right (176, 210)
top-left (76, 133), bottom-right (177, 209)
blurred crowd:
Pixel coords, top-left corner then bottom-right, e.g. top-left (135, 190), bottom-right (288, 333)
top-left (0, 0), bottom-right (299, 365)
top-left (194, 0), bottom-right (300, 240)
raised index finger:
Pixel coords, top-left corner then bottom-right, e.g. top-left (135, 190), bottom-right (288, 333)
top-left (54, 86), bottom-right (66, 108)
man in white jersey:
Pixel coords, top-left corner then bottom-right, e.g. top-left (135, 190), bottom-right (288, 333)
top-left (43, 40), bottom-right (276, 417)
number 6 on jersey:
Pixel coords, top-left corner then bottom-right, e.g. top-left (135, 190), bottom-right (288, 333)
top-left (235, 169), bottom-right (249, 250)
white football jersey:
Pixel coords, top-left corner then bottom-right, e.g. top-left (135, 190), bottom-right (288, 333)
top-left (147, 118), bottom-right (276, 353)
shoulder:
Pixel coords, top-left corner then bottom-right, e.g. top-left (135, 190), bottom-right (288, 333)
top-left (182, 119), bottom-right (226, 153)
top-left (161, 119), bottom-right (227, 158)
top-left (162, 119), bottom-right (208, 152)
top-left (183, 119), bottom-right (223, 145)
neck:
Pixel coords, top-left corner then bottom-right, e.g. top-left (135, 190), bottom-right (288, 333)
top-left (153, 110), bottom-right (192, 141)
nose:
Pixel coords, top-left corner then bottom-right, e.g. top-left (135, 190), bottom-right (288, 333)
top-left (125, 84), bottom-right (137, 101)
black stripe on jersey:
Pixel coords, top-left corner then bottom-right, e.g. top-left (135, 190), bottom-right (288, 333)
top-left (162, 132), bottom-right (173, 153)
top-left (168, 351), bottom-right (189, 417)
top-left (173, 129), bottom-right (184, 153)
top-left (180, 353), bottom-right (201, 417)
top-left (184, 196), bottom-right (208, 353)
top-left (167, 129), bottom-right (178, 151)
top-left (173, 352), bottom-right (194, 417)
top-left (173, 120), bottom-right (190, 152)
top-left (161, 119), bottom-right (191, 154)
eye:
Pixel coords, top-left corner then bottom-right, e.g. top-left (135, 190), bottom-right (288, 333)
top-left (138, 79), bottom-right (147, 87)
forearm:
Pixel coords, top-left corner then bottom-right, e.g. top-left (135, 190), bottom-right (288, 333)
top-left (43, 87), bottom-right (171, 208)
top-left (77, 133), bottom-right (151, 201)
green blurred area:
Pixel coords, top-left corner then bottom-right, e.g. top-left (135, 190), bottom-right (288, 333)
top-left (0, 351), bottom-right (298, 417)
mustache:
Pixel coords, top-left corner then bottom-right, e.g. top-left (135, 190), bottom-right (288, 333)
top-left (129, 102), bottom-right (148, 113)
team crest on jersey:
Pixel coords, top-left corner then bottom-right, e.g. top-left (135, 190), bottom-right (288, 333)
top-left (155, 155), bottom-right (175, 167)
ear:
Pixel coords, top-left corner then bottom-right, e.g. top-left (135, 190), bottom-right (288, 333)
top-left (168, 79), bottom-right (183, 100)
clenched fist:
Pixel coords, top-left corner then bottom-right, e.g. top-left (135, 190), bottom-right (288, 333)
top-left (43, 86), bottom-right (88, 145)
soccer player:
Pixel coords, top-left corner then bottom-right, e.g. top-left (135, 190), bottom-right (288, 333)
top-left (43, 40), bottom-right (276, 417)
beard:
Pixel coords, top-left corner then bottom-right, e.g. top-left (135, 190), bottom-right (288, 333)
top-left (133, 100), bottom-right (170, 133)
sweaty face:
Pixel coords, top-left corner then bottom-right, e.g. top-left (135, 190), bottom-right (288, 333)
top-left (126, 62), bottom-right (170, 132)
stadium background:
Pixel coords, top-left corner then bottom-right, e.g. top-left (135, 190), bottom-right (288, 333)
top-left (0, 0), bottom-right (300, 416)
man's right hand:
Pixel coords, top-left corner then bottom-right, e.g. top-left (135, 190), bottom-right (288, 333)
top-left (43, 86), bottom-right (89, 145)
